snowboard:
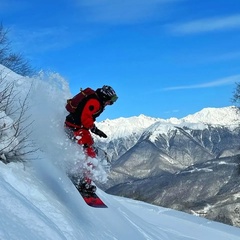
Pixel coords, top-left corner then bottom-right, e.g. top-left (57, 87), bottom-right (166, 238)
top-left (69, 175), bottom-right (107, 208)
top-left (78, 188), bottom-right (108, 208)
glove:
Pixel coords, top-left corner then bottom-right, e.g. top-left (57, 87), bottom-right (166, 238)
top-left (91, 125), bottom-right (107, 138)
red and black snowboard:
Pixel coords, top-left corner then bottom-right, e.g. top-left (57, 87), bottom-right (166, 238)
top-left (78, 189), bottom-right (107, 208)
top-left (70, 176), bottom-right (107, 208)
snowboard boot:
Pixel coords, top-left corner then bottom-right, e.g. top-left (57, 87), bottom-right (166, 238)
top-left (77, 178), bottom-right (96, 193)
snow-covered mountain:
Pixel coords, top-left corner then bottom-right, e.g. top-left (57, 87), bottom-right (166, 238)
top-left (94, 106), bottom-right (240, 228)
top-left (95, 106), bottom-right (240, 163)
top-left (1, 64), bottom-right (240, 239)
top-left (96, 106), bottom-right (240, 141)
top-left (182, 106), bottom-right (240, 125)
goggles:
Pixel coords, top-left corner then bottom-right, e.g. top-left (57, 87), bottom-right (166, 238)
top-left (107, 95), bottom-right (118, 105)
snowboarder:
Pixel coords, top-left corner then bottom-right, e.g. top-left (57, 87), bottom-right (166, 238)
top-left (65, 85), bottom-right (118, 192)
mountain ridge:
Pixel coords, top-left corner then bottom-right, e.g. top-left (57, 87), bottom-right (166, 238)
top-left (94, 106), bottom-right (240, 227)
top-left (96, 106), bottom-right (240, 141)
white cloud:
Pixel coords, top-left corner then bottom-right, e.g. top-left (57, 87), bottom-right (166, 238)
top-left (75, 0), bottom-right (177, 25)
top-left (10, 26), bottom-right (76, 54)
top-left (204, 51), bottom-right (240, 63)
top-left (163, 75), bottom-right (240, 91)
top-left (170, 14), bottom-right (240, 34)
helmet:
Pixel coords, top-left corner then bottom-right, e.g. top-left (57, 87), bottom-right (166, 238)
top-left (97, 85), bottom-right (118, 104)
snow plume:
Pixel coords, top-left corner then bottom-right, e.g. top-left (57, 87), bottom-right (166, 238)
top-left (27, 71), bottom-right (109, 182)
top-left (0, 65), bottom-right (109, 183)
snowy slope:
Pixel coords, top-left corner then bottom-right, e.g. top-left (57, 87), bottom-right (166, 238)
top-left (1, 64), bottom-right (240, 239)
top-left (1, 160), bottom-right (240, 240)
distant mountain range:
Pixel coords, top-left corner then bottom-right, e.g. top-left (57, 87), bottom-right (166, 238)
top-left (95, 106), bottom-right (240, 227)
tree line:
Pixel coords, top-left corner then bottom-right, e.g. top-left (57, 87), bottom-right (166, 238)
top-left (0, 23), bottom-right (35, 163)
top-left (0, 23), bottom-right (34, 76)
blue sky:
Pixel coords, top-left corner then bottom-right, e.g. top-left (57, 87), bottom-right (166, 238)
top-left (1, 0), bottom-right (240, 121)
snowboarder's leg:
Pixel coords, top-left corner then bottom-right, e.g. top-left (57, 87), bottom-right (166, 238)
top-left (73, 129), bottom-right (97, 192)
top-left (83, 144), bottom-right (97, 158)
